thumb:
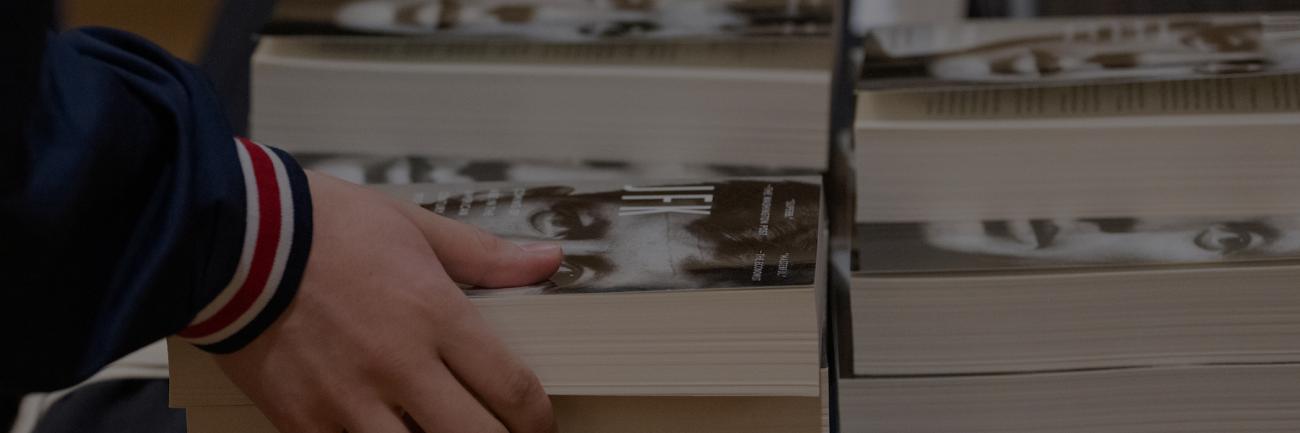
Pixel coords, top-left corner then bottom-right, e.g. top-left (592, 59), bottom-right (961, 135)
top-left (392, 201), bottom-right (563, 288)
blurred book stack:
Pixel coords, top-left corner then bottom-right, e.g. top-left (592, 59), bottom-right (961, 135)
top-left (839, 12), bottom-right (1300, 432)
top-left (249, 0), bottom-right (834, 169)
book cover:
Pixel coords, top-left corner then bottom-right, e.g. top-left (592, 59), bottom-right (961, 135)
top-left (859, 13), bottom-right (1300, 91)
top-left (255, 0), bottom-right (835, 69)
top-left (297, 153), bottom-right (818, 185)
top-left (266, 0), bottom-right (832, 40)
top-left (856, 215), bottom-right (1300, 274)
top-left (380, 177), bottom-right (823, 294)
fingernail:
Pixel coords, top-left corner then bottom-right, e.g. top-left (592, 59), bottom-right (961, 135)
top-left (520, 242), bottom-right (562, 255)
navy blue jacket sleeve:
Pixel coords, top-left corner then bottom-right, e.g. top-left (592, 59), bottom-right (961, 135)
top-left (1, 10), bottom-right (313, 394)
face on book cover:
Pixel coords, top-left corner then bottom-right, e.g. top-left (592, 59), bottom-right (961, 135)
top-left (922, 216), bottom-right (1300, 264)
top-left (301, 155), bottom-right (811, 186)
top-left (437, 180), bottom-right (820, 291)
top-left (334, 0), bottom-right (746, 39)
top-left (924, 19), bottom-right (1300, 82)
top-left (330, 0), bottom-right (829, 39)
top-left (309, 155), bottom-right (665, 184)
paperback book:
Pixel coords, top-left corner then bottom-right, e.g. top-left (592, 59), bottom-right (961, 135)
top-left (384, 177), bottom-right (824, 294)
top-left (859, 13), bottom-right (1300, 91)
top-left (853, 73), bottom-right (1300, 223)
top-left (857, 215), bottom-right (1300, 274)
top-left (840, 213), bottom-right (1300, 431)
top-left (250, 0), bottom-right (835, 168)
top-left (267, 0), bottom-right (833, 40)
top-left (169, 176), bottom-right (827, 410)
top-left (296, 152), bottom-right (819, 186)
top-left (847, 214), bottom-right (1300, 376)
top-left (838, 364), bottom-right (1300, 433)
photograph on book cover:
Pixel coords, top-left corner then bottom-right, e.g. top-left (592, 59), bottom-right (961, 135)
top-left (297, 153), bottom-right (819, 185)
top-left (857, 215), bottom-right (1300, 273)
top-left (267, 0), bottom-right (832, 40)
top-left (386, 178), bottom-right (821, 294)
top-left (859, 14), bottom-right (1300, 90)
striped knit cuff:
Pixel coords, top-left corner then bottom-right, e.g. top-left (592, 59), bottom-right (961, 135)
top-left (176, 137), bottom-right (313, 354)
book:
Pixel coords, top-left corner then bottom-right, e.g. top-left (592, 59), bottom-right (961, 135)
top-left (839, 364), bottom-right (1300, 433)
top-left (168, 176), bottom-right (827, 409)
top-left (296, 152), bottom-right (819, 185)
top-left (838, 12), bottom-right (1300, 433)
top-left (249, 0), bottom-right (835, 169)
top-left (853, 73), bottom-right (1300, 223)
top-left (186, 391), bottom-right (829, 433)
top-left (842, 47), bottom-right (1300, 431)
top-left (858, 13), bottom-right (1300, 91)
top-left (847, 217), bottom-right (1300, 376)
top-left (838, 216), bottom-right (1300, 432)
top-left (267, 0), bottom-right (833, 40)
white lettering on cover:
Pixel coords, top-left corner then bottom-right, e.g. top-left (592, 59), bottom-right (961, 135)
top-left (751, 252), bottom-right (767, 282)
top-left (434, 191), bottom-right (451, 214)
top-left (619, 184), bottom-right (716, 216)
top-left (622, 194), bottom-right (714, 204)
top-left (509, 188), bottom-right (526, 216)
top-left (777, 252), bottom-right (791, 278)
top-left (623, 185), bottom-right (716, 192)
top-left (483, 189), bottom-right (501, 217)
top-left (757, 184), bottom-right (773, 238)
top-left (458, 190), bottom-right (474, 216)
top-left (619, 205), bottom-right (712, 216)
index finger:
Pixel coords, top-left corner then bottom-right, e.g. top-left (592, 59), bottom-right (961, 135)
top-left (391, 201), bottom-right (563, 288)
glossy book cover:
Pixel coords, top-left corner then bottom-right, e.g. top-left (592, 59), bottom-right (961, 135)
top-left (380, 177), bottom-right (822, 294)
top-left (266, 0), bottom-right (831, 40)
top-left (859, 14), bottom-right (1300, 91)
top-left (857, 216), bottom-right (1300, 274)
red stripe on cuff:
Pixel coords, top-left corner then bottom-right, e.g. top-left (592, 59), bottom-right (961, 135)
top-left (179, 138), bottom-right (284, 339)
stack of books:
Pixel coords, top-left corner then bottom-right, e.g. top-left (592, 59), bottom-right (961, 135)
top-left (839, 13), bottom-right (1300, 432)
top-left (164, 6), bottom-right (1300, 433)
top-left (249, 0), bottom-right (835, 169)
top-left (172, 1), bottom-right (841, 430)
top-left (169, 170), bottom-right (830, 433)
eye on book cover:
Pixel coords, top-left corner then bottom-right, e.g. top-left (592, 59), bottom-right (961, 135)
top-left (390, 178), bottom-right (822, 294)
top-left (857, 216), bottom-right (1300, 274)
top-left (268, 0), bottom-right (831, 39)
top-left (860, 14), bottom-right (1300, 90)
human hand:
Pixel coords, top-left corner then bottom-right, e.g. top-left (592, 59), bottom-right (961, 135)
top-left (213, 171), bottom-right (563, 433)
